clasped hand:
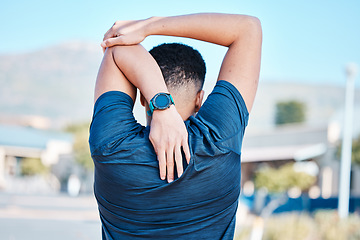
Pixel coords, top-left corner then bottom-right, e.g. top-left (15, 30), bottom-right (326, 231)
top-left (102, 19), bottom-right (151, 51)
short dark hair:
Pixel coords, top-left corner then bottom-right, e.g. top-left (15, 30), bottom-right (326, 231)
top-left (149, 43), bottom-right (206, 92)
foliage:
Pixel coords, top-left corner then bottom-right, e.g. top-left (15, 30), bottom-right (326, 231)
top-left (337, 135), bottom-right (360, 165)
top-left (263, 213), bottom-right (313, 240)
top-left (352, 136), bottom-right (360, 165)
top-left (254, 163), bottom-right (316, 193)
top-left (21, 157), bottom-right (49, 176)
top-left (235, 211), bottom-right (360, 240)
top-left (65, 122), bottom-right (93, 170)
top-left (314, 211), bottom-right (360, 240)
top-left (275, 100), bottom-right (306, 125)
top-left (234, 226), bottom-right (251, 240)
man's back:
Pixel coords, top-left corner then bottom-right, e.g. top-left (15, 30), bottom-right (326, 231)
top-left (92, 12), bottom-right (261, 240)
top-left (89, 81), bottom-right (248, 239)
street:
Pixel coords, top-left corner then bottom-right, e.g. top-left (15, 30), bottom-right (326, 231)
top-left (0, 192), bottom-right (101, 240)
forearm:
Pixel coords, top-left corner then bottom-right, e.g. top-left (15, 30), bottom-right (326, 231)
top-left (111, 44), bottom-right (168, 103)
top-left (145, 13), bottom-right (260, 47)
top-left (110, 45), bottom-right (189, 182)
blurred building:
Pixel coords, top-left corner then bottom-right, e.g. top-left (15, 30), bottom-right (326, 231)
top-left (241, 122), bottom-right (360, 198)
top-left (0, 124), bottom-right (73, 190)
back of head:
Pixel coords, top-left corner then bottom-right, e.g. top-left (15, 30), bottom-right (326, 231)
top-left (149, 43), bottom-right (206, 98)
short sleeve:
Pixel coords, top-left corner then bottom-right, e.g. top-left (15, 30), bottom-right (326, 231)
top-left (195, 80), bottom-right (249, 154)
top-left (88, 91), bottom-right (143, 155)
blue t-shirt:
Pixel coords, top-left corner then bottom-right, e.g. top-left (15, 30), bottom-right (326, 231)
top-left (89, 80), bottom-right (249, 240)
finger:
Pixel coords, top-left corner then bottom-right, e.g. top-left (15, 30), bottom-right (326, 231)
top-left (182, 137), bottom-right (191, 163)
top-left (101, 36), bottom-right (125, 48)
top-left (103, 29), bottom-right (113, 41)
top-left (103, 27), bottom-right (119, 42)
top-left (103, 21), bottom-right (118, 41)
top-left (166, 148), bottom-right (175, 183)
top-left (157, 150), bottom-right (166, 181)
top-left (175, 144), bottom-right (183, 178)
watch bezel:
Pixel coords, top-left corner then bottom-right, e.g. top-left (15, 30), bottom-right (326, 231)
top-left (147, 93), bottom-right (175, 116)
top-left (153, 93), bottom-right (172, 110)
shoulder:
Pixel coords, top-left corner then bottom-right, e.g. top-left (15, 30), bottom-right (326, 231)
top-left (93, 91), bottom-right (134, 115)
top-left (198, 80), bottom-right (249, 124)
top-left (210, 80), bottom-right (249, 108)
top-left (89, 90), bottom-right (142, 154)
top-left (187, 80), bottom-right (249, 153)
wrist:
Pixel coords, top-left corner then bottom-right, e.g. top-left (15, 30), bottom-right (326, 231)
top-left (144, 16), bottom-right (164, 37)
top-left (152, 104), bottom-right (176, 114)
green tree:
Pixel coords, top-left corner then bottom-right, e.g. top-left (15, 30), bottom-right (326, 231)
top-left (65, 122), bottom-right (93, 170)
top-left (254, 163), bottom-right (316, 193)
top-left (337, 135), bottom-right (360, 165)
top-left (352, 136), bottom-right (360, 165)
top-left (275, 100), bottom-right (306, 125)
top-left (21, 157), bottom-right (49, 176)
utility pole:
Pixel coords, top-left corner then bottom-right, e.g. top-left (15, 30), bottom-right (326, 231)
top-left (338, 63), bottom-right (358, 218)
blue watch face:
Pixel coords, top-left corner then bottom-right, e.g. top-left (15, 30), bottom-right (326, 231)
top-left (155, 94), bottom-right (170, 109)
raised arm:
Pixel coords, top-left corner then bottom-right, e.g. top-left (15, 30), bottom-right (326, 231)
top-left (95, 45), bottom-right (190, 182)
top-left (102, 13), bottom-right (262, 111)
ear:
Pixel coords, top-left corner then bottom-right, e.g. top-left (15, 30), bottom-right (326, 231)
top-left (195, 90), bottom-right (204, 112)
top-left (140, 92), bottom-right (152, 125)
top-left (140, 93), bottom-right (146, 107)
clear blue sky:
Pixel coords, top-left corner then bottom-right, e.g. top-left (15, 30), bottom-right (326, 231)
top-left (1, 0), bottom-right (359, 86)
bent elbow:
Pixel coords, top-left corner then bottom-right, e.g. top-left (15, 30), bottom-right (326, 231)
top-left (246, 16), bottom-right (262, 39)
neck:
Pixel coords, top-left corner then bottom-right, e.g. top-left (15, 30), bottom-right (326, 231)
top-left (145, 107), bottom-right (194, 126)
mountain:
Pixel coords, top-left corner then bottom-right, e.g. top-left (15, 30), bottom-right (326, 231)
top-left (0, 41), bottom-right (359, 132)
top-left (0, 41), bottom-right (102, 128)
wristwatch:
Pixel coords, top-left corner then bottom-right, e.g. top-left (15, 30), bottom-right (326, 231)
top-left (147, 93), bottom-right (175, 116)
